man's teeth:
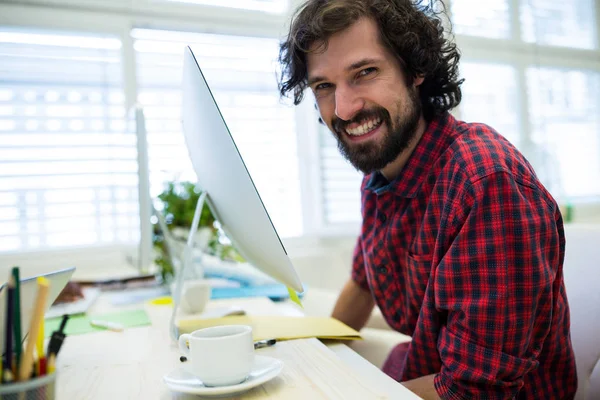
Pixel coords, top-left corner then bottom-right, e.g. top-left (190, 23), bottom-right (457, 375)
top-left (346, 118), bottom-right (381, 136)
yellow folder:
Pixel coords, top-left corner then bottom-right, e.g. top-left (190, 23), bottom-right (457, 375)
top-left (177, 315), bottom-right (362, 341)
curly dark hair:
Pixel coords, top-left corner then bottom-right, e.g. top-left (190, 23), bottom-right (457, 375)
top-left (278, 0), bottom-right (463, 121)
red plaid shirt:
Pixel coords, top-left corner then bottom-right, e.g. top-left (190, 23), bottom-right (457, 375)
top-left (352, 112), bottom-right (577, 399)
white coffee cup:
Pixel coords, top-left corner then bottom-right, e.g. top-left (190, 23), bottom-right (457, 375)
top-left (178, 325), bottom-right (254, 387)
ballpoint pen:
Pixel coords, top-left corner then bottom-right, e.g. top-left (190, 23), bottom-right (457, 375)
top-left (254, 338), bottom-right (277, 350)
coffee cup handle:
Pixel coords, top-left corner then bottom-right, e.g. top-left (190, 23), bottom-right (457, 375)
top-left (178, 334), bottom-right (192, 357)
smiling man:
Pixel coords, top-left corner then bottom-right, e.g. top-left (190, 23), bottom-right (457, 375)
top-left (278, 1), bottom-right (577, 399)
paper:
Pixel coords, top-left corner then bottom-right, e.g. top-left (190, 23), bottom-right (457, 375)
top-left (287, 286), bottom-right (303, 308)
top-left (177, 315), bottom-right (362, 341)
top-left (44, 309), bottom-right (151, 337)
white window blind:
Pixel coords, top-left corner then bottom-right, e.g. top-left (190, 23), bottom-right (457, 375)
top-left (451, 0), bottom-right (511, 39)
top-left (0, 28), bottom-right (139, 253)
top-left (132, 28), bottom-right (303, 237)
top-left (161, 0), bottom-right (288, 13)
top-left (319, 126), bottom-right (363, 225)
top-left (459, 62), bottom-right (520, 146)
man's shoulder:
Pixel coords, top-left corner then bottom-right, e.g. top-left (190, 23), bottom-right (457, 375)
top-left (442, 120), bottom-right (539, 187)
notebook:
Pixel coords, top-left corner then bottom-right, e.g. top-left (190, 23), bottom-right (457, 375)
top-left (45, 287), bottom-right (101, 319)
top-left (176, 315), bottom-right (362, 341)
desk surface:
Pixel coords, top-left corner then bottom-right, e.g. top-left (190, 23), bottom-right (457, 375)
top-left (55, 293), bottom-right (420, 399)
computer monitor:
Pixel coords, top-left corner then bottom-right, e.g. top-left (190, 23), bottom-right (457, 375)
top-left (180, 46), bottom-right (304, 293)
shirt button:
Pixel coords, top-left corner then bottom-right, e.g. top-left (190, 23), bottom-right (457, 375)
top-left (377, 266), bottom-right (387, 274)
top-left (380, 213), bottom-right (387, 223)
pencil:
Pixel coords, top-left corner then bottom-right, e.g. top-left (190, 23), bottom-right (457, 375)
top-left (18, 277), bottom-right (50, 381)
top-left (12, 266), bottom-right (22, 376)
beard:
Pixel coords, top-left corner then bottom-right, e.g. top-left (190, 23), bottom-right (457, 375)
top-left (330, 88), bottom-right (421, 174)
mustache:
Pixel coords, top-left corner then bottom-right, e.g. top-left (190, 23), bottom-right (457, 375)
top-left (331, 108), bottom-right (390, 134)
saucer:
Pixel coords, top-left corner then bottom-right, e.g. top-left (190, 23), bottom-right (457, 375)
top-left (163, 355), bottom-right (283, 397)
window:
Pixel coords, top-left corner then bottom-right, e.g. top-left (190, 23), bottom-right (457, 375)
top-left (459, 62), bottom-right (520, 146)
top-left (451, 0), bottom-right (511, 39)
top-left (526, 68), bottom-right (600, 198)
top-left (319, 125), bottom-right (362, 225)
top-left (0, 27), bottom-right (139, 252)
top-left (521, 0), bottom-right (596, 49)
top-left (133, 28), bottom-right (303, 237)
top-left (454, 0), bottom-right (600, 203)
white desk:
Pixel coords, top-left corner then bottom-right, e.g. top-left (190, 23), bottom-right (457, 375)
top-left (54, 293), bottom-right (420, 399)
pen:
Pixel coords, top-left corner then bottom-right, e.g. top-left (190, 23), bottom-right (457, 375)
top-left (90, 320), bottom-right (124, 332)
top-left (254, 338), bottom-right (276, 350)
top-left (47, 314), bottom-right (69, 358)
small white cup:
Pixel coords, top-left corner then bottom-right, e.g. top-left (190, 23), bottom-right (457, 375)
top-left (172, 279), bottom-right (212, 314)
top-left (178, 325), bottom-right (254, 387)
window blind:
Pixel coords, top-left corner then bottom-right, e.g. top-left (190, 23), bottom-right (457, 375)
top-left (0, 27), bottom-right (139, 252)
top-left (160, 0), bottom-right (288, 13)
top-left (132, 28), bottom-right (303, 237)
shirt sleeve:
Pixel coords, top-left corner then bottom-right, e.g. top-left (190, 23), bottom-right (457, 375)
top-left (351, 236), bottom-right (370, 291)
top-left (433, 171), bottom-right (563, 400)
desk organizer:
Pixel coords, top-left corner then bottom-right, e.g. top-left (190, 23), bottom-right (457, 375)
top-left (0, 372), bottom-right (56, 400)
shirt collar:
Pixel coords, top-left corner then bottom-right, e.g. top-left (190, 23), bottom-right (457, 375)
top-left (365, 112), bottom-right (460, 198)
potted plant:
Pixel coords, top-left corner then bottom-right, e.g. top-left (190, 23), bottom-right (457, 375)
top-left (152, 181), bottom-right (244, 283)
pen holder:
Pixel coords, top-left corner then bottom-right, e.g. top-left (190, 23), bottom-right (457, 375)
top-left (0, 372), bottom-right (56, 400)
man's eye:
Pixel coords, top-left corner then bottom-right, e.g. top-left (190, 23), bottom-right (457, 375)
top-left (358, 67), bottom-right (377, 78)
top-left (315, 82), bottom-right (332, 91)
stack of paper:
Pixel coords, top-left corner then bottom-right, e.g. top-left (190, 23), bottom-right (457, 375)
top-left (177, 315), bottom-right (361, 341)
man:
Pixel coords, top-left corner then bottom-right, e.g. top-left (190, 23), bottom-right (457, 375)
top-left (278, 1), bottom-right (577, 399)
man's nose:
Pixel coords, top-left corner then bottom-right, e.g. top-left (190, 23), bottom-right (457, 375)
top-left (334, 86), bottom-right (364, 122)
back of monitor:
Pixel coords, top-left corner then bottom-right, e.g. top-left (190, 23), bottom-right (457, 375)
top-left (181, 47), bottom-right (303, 293)
top-left (0, 267), bottom-right (75, 353)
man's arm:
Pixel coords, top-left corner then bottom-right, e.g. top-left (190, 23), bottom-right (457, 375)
top-left (331, 278), bottom-right (375, 331)
top-left (402, 374), bottom-right (441, 400)
top-left (432, 171), bottom-right (562, 399)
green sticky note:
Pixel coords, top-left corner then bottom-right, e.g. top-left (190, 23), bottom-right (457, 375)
top-left (287, 286), bottom-right (303, 308)
top-left (44, 309), bottom-right (151, 337)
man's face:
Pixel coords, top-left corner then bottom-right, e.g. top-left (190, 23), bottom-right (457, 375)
top-left (306, 17), bottom-right (423, 174)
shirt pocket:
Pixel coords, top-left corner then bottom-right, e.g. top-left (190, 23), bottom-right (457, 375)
top-left (386, 250), bottom-right (433, 334)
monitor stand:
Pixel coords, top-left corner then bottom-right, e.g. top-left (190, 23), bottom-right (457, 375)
top-left (167, 191), bottom-right (246, 341)
top-left (169, 190), bottom-right (208, 341)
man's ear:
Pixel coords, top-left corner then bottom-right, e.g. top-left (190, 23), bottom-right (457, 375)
top-left (414, 75), bottom-right (425, 87)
